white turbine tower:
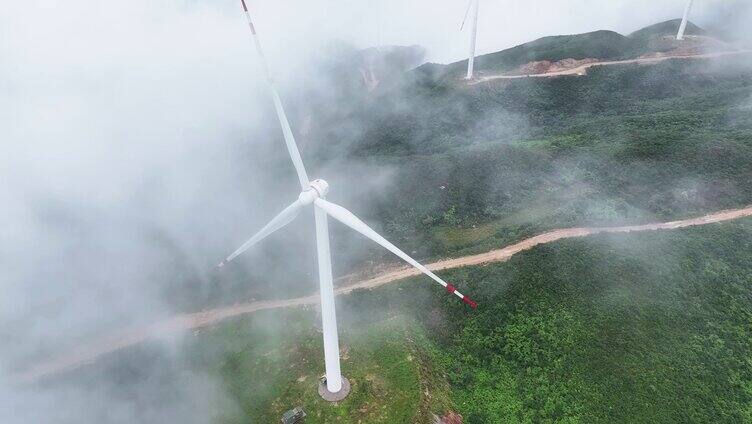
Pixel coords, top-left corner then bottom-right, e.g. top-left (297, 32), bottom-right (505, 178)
top-left (677, 0), bottom-right (695, 41)
top-left (462, 0), bottom-right (480, 79)
top-left (224, 0), bottom-right (478, 401)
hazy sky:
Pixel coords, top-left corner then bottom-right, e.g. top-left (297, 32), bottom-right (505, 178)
top-left (227, 0), bottom-right (742, 63)
top-left (0, 1), bottom-right (731, 70)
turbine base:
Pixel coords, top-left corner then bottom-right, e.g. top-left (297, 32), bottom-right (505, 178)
top-left (318, 376), bottom-right (351, 402)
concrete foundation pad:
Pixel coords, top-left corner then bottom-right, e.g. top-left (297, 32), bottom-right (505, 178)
top-left (318, 376), bottom-right (351, 402)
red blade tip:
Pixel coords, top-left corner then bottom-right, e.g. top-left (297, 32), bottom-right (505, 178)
top-left (462, 297), bottom-right (478, 309)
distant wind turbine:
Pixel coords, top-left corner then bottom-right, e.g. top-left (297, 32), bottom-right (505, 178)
top-left (677, 0), bottom-right (695, 41)
top-left (224, 0), bottom-right (478, 401)
top-left (461, 0), bottom-right (480, 79)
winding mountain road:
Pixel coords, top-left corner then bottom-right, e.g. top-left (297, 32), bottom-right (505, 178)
top-left (469, 50), bottom-right (751, 84)
top-left (15, 205), bottom-right (752, 384)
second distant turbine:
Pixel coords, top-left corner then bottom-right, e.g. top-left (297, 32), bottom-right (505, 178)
top-left (462, 0), bottom-right (481, 79)
top-left (677, 0), bottom-right (695, 41)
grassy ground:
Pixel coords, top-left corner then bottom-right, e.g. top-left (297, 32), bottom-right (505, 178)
top-left (187, 218), bottom-right (752, 423)
top-left (436, 218), bottom-right (752, 423)
top-left (186, 310), bottom-right (453, 424)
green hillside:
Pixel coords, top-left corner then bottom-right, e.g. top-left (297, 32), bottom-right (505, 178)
top-left (432, 19), bottom-right (712, 77)
top-left (629, 18), bottom-right (705, 40)
top-left (189, 37), bottom-right (752, 421)
top-left (318, 54), bottom-right (752, 264)
top-left (199, 24), bottom-right (752, 313)
top-left (445, 30), bottom-right (634, 75)
top-left (186, 218), bottom-right (752, 423)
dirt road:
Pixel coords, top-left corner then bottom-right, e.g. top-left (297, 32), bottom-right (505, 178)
top-left (15, 205), bottom-right (752, 384)
top-left (470, 50), bottom-right (752, 84)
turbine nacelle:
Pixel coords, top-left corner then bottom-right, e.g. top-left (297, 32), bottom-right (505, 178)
top-left (299, 179), bottom-right (330, 205)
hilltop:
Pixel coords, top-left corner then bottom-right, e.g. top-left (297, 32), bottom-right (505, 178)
top-left (421, 19), bottom-right (732, 79)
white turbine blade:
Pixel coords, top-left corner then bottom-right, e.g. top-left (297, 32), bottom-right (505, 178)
top-left (314, 199), bottom-right (438, 284)
top-left (460, 0), bottom-right (473, 31)
top-left (238, 0), bottom-right (309, 189)
top-left (315, 198), bottom-right (478, 308)
top-left (217, 199), bottom-right (303, 268)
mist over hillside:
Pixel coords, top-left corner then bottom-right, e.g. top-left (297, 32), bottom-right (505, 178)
top-left (422, 19), bottom-right (734, 78)
top-left (3, 1), bottom-right (752, 423)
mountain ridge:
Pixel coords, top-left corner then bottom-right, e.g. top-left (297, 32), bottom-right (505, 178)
top-left (418, 19), bottom-right (718, 78)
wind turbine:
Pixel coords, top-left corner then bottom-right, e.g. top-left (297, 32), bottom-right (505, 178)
top-left (677, 0), bottom-right (695, 41)
top-left (225, 0), bottom-right (478, 400)
top-left (461, 0), bottom-right (480, 79)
